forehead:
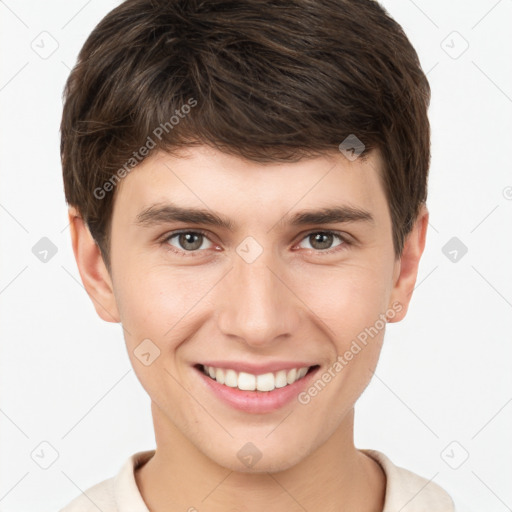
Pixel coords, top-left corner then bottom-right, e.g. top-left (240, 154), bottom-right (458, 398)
top-left (112, 145), bottom-right (388, 227)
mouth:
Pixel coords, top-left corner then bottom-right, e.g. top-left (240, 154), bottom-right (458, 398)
top-left (195, 363), bottom-right (319, 392)
top-left (193, 362), bottom-right (320, 413)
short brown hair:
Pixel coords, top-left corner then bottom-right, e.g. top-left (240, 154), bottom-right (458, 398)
top-left (61, 0), bottom-right (431, 269)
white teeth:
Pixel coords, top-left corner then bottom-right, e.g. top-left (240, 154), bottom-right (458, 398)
top-left (256, 373), bottom-right (275, 392)
top-left (275, 370), bottom-right (288, 388)
top-left (202, 365), bottom-right (311, 392)
top-left (286, 368), bottom-right (297, 384)
top-left (224, 369), bottom-right (238, 388)
top-left (238, 372), bottom-right (256, 391)
top-left (215, 368), bottom-right (225, 384)
top-left (297, 367), bottom-right (308, 379)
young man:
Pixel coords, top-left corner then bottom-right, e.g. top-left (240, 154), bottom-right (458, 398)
top-left (59, 0), bottom-right (455, 510)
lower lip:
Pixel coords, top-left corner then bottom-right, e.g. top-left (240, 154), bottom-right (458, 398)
top-left (195, 366), bottom-right (320, 414)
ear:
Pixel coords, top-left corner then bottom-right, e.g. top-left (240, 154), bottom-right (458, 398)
top-left (387, 204), bottom-right (429, 323)
top-left (68, 206), bottom-right (121, 323)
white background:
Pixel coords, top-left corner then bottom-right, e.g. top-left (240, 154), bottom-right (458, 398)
top-left (1, 1), bottom-right (511, 511)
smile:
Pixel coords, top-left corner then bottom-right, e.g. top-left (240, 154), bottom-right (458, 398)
top-left (200, 364), bottom-right (312, 392)
top-left (194, 362), bottom-right (321, 413)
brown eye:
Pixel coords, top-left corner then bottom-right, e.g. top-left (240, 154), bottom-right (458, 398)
top-left (178, 233), bottom-right (203, 251)
top-left (310, 232), bottom-right (334, 250)
top-left (165, 231), bottom-right (213, 252)
top-left (298, 231), bottom-right (346, 251)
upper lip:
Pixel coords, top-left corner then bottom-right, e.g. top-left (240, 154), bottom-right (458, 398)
top-left (197, 361), bottom-right (317, 375)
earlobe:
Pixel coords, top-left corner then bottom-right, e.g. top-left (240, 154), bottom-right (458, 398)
top-left (387, 204), bottom-right (429, 323)
top-left (68, 206), bottom-right (121, 323)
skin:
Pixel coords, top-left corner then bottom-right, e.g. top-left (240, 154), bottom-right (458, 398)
top-left (69, 144), bottom-right (428, 512)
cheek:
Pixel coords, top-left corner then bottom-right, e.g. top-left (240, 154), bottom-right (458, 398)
top-left (113, 267), bottom-right (200, 408)
top-left (113, 262), bottom-right (221, 379)
top-left (114, 264), bottom-right (195, 334)
top-left (292, 258), bottom-right (392, 336)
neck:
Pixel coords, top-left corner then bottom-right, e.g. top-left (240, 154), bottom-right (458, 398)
top-left (135, 403), bottom-right (386, 512)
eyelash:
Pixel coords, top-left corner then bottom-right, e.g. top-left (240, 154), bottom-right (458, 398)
top-left (160, 229), bottom-right (352, 257)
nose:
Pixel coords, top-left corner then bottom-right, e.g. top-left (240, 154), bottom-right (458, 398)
top-left (216, 250), bottom-right (302, 349)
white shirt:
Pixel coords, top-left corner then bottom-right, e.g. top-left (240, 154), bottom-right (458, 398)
top-left (59, 449), bottom-right (455, 511)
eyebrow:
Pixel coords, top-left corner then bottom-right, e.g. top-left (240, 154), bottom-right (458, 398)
top-left (135, 203), bottom-right (374, 230)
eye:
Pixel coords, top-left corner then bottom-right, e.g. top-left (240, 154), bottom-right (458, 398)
top-left (296, 231), bottom-right (349, 253)
top-left (163, 230), bottom-right (215, 254)
top-left (160, 229), bottom-right (351, 257)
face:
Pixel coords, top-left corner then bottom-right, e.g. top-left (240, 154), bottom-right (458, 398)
top-left (81, 145), bottom-right (421, 473)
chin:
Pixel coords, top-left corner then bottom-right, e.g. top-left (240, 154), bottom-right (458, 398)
top-left (202, 437), bottom-right (312, 474)
top-left (222, 454), bottom-right (304, 474)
